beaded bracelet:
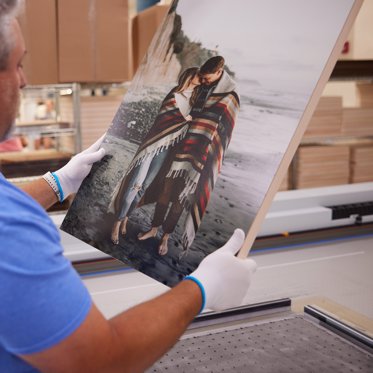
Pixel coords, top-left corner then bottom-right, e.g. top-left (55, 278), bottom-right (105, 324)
top-left (51, 172), bottom-right (64, 202)
top-left (42, 172), bottom-right (63, 202)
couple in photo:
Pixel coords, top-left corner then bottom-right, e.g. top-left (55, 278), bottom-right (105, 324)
top-left (110, 56), bottom-right (240, 256)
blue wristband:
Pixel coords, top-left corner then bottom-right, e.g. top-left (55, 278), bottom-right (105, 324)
top-left (184, 275), bottom-right (206, 314)
top-left (51, 172), bottom-right (64, 202)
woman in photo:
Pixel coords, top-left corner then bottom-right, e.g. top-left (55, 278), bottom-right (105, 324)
top-left (110, 67), bottom-right (201, 244)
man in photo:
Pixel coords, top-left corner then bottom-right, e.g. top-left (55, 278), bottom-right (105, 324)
top-left (138, 56), bottom-right (240, 256)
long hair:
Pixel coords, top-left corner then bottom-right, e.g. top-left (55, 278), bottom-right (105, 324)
top-left (175, 67), bottom-right (200, 107)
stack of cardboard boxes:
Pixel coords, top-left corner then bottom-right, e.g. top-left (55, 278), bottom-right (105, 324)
top-left (294, 91), bottom-right (373, 189)
top-left (297, 96), bottom-right (350, 189)
top-left (294, 145), bottom-right (350, 189)
top-left (58, 0), bottom-right (131, 83)
top-left (17, 1), bottom-right (170, 158)
top-left (18, 0), bottom-right (169, 85)
top-left (349, 83), bottom-right (373, 184)
top-left (19, 0), bottom-right (132, 84)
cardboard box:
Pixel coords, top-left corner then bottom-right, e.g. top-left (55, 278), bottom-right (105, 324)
top-left (351, 145), bottom-right (373, 183)
top-left (17, 0), bottom-right (58, 84)
top-left (58, 0), bottom-right (131, 83)
top-left (342, 107), bottom-right (373, 136)
top-left (132, 4), bottom-right (169, 73)
top-left (295, 146), bottom-right (350, 188)
top-left (357, 83), bottom-right (373, 108)
top-left (304, 96), bottom-right (342, 138)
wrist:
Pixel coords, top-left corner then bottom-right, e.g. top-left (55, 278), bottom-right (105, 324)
top-left (51, 172), bottom-right (65, 201)
top-left (184, 275), bottom-right (206, 313)
top-left (42, 172), bottom-right (64, 202)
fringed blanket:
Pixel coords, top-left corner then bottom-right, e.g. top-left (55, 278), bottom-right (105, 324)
top-left (180, 89), bottom-right (240, 251)
top-left (126, 91), bottom-right (189, 175)
top-left (109, 90), bottom-right (189, 216)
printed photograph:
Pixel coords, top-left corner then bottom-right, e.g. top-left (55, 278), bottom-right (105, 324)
top-left (62, 0), bottom-right (355, 286)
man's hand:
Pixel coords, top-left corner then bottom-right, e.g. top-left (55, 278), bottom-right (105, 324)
top-left (21, 135), bottom-right (106, 210)
top-left (186, 229), bottom-right (257, 311)
top-left (54, 135), bottom-right (106, 199)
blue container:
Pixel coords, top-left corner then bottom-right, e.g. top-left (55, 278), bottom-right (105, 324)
top-left (137, 0), bottom-right (160, 12)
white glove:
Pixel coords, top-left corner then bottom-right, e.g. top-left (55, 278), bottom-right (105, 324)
top-left (186, 229), bottom-right (257, 312)
top-left (54, 135), bottom-right (106, 200)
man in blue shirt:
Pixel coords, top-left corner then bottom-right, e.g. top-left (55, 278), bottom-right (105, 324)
top-left (0, 1), bottom-right (257, 372)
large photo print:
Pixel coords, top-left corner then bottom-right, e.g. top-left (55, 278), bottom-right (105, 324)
top-left (62, 0), bottom-right (357, 286)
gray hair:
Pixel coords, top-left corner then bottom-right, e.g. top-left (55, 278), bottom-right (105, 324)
top-left (0, 0), bottom-right (21, 70)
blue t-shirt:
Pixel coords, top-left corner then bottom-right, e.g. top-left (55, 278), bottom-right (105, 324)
top-left (0, 174), bottom-right (92, 372)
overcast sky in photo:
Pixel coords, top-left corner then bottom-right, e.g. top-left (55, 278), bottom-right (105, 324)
top-left (177, 0), bottom-right (354, 94)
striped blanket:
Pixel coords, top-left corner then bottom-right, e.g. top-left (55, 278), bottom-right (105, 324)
top-left (110, 90), bottom-right (189, 216)
top-left (126, 91), bottom-right (189, 175)
top-left (180, 86), bottom-right (240, 251)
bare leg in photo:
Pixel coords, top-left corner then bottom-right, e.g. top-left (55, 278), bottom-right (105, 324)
top-left (158, 233), bottom-right (169, 256)
top-left (111, 217), bottom-right (129, 244)
top-left (138, 178), bottom-right (184, 255)
top-left (138, 200), bottom-right (168, 241)
top-left (120, 216), bottom-right (129, 236)
top-left (111, 220), bottom-right (121, 244)
top-left (138, 226), bottom-right (158, 240)
top-left (157, 201), bottom-right (183, 255)
top-left (138, 228), bottom-right (169, 256)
